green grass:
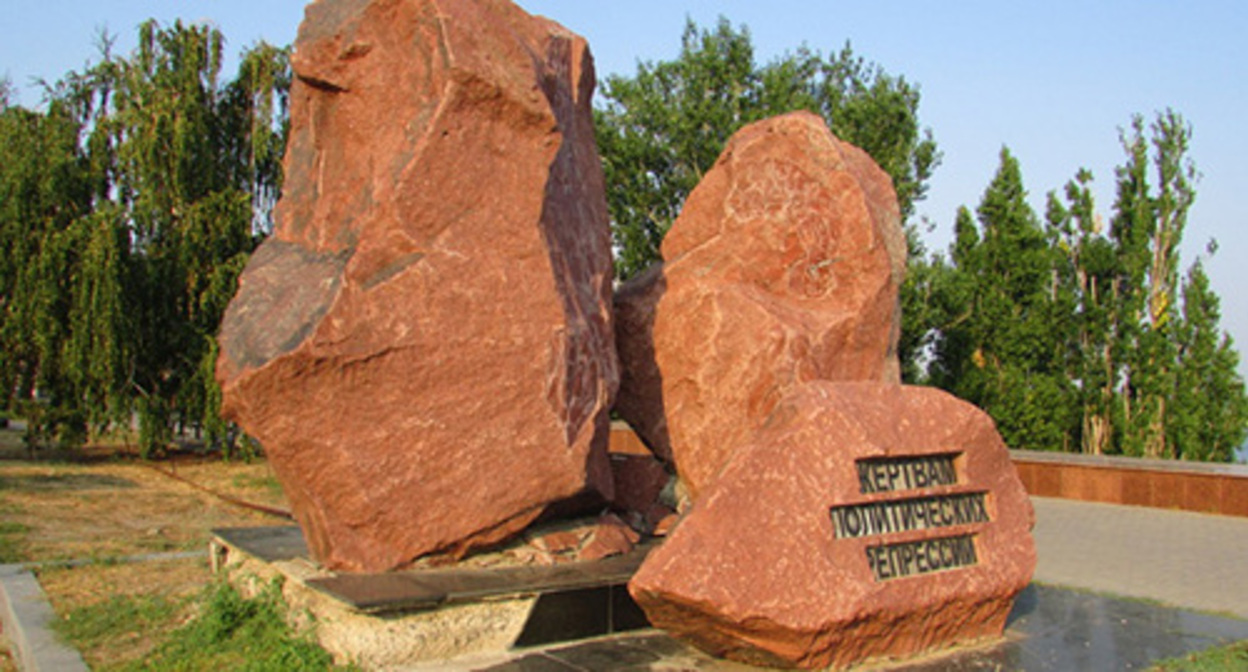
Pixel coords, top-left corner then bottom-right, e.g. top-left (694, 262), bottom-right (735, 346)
top-left (136, 578), bottom-right (342, 671)
top-left (55, 593), bottom-right (180, 654)
top-left (58, 577), bottom-right (347, 671)
top-left (231, 473), bottom-right (285, 499)
top-left (1150, 641), bottom-right (1248, 671)
top-left (0, 520), bottom-right (28, 564)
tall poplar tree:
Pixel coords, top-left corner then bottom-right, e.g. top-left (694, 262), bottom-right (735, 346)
top-left (931, 149), bottom-right (1075, 450)
top-left (1046, 171), bottom-right (1118, 454)
top-left (931, 110), bottom-right (1247, 461)
top-left (1110, 112), bottom-right (1198, 458)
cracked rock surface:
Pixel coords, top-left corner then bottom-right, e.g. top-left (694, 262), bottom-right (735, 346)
top-left (217, 0), bottom-right (617, 573)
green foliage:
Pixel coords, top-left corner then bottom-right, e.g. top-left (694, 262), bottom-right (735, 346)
top-left (1047, 169), bottom-right (1120, 455)
top-left (930, 150), bottom-right (1076, 450)
top-left (897, 226), bottom-right (948, 384)
top-left (132, 579), bottom-right (340, 672)
top-left (1149, 641), bottom-right (1248, 671)
top-left (595, 17), bottom-right (939, 281)
top-left (1169, 262), bottom-right (1248, 461)
top-left (0, 21), bottom-right (289, 456)
top-left (1110, 112), bottom-right (1201, 458)
top-left (0, 97), bottom-right (95, 444)
top-left (926, 110), bottom-right (1247, 460)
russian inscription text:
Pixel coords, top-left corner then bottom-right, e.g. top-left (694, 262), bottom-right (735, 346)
top-left (866, 535), bottom-right (979, 581)
top-left (834, 453), bottom-right (990, 581)
top-left (830, 492), bottom-right (989, 539)
top-left (856, 454), bottom-right (957, 494)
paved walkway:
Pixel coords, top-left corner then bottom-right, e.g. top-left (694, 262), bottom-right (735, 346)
top-left (1031, 496), bottom-right (1248, 618)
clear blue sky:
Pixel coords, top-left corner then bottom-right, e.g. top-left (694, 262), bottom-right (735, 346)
top-left (4, 1), bottom-right (1248, 375)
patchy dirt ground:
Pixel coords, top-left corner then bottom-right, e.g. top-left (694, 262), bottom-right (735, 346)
top-left (0, 421), bottom-right (293, 668)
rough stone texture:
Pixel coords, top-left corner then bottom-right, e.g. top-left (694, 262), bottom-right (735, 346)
top-left (650, 512), bottom-right (679, 537)
top-left (607, 453), bottom-right (677, 536)
top-left (614, 112), bottom-right (907, 497)
top-left (580, 513), bottom-right (642, 561)
top-left (216, 0), bottom-right (617, 572)
top-left (609, 455), bottom-right (671, 513)
top-left (629, 382), bottom-right (1036, 670)
top-left (528, 528), bottom-right (583, 557)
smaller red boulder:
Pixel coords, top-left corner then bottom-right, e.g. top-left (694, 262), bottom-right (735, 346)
top-left (629, 382), bottom-right (1036, 670)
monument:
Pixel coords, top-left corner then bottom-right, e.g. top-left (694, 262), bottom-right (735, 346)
top-left (609, 113), bottom-right (1036, 669)
top-left (213, 0), bottom-right (1036, 668)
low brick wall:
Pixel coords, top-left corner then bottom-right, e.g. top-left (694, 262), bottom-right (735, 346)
top-left (1011, 450), bottom-right (1248, 517)
top-left (610, 423), bottom-right (1248, 517)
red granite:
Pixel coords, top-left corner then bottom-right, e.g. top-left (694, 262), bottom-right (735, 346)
top-left (216, 0), bottom-right (617, 572)
top-left (630, 382), bottom-right (1036, 670)
top-left (613, 112), bottom-right (906, 497)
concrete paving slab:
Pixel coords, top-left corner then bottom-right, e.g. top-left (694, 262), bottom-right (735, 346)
top-left (1031, 496), bottom-right (1248, 618)
top-left (0, 564), bottom-right (88, 672)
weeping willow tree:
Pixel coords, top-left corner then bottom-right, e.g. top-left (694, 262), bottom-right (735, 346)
top-left (0, 21), bottom-right (289, 455)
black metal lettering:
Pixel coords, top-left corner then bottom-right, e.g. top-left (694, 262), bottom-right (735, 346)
top-left (866, 535), bottom-right (979, 581)
top-left (869, 545), bottom-right (892, 580)
top-left (844, 507), bottom-right (863, 537)
top-left (865, 502), bottom-right (889, 536)
top-left (915, 540), bottom-right (931, 573)
top-left (855, 455), bottom-right (961, 494)
top-left (898, 501), bottom-right (916, 530)
top-left (858, 462), bottom-right (875, 494)
top-left (886, 462), bottom-right (902, 491)
top-left (971, 496), bottom-right (989, 522)
top-left (949, 497), bottom-right (967, 525)
top-left (931, 539), bottom-right (946, 568)
top-left (873, 464), bottom-right (889, 493)
top-left (913, 461), bottom-right (930, 488)
top-left (954, 536), bottom-right (978, 566)
top-left (830, 492), bottom-right (990, 539)
top-left (928, 498), bottom-right (945, 527)
top-left (899, 544), bottom-right (917, 576)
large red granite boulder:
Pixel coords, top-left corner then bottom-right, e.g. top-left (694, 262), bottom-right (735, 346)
top-left (614, 112), bottom-right (907, 497)
top-left (629, 381), bottom-right (1036, 670)
top-left (216, 0), bottom-right (617, 572)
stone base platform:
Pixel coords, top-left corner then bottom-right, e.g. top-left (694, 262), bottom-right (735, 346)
top-left (210, 521), bottom-right (1248, 671)
top-left (210, 526), bottom-right (653, 670)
